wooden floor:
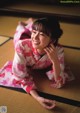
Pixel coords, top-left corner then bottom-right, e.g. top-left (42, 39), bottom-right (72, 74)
top-left (0, 3), bottom-right (80, 113)
top-left (5, 2), bottom-right (80, 17)
top-left (0, 36), bottom-right (10, 46)
top-left (0, 16), bottom-right (28, 37)
top-left (1, 87), bottom-right (79, 113)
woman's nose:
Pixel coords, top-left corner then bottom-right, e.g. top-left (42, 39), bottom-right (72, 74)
top-left (34, 32), bottom-right (39, 39)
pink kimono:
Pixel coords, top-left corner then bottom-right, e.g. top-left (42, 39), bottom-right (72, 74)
top-left (0, 22), bottom-right (74, 93)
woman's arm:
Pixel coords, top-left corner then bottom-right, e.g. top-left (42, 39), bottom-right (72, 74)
top-left (44, 44), bottom-right (65, 88)
top-left (12, 40), bottom-right (56, 109)
top-left (30, 89), bottom-right (56, 109)
top-left (14, 18), bottom-right (35, 47)
top-left (44, 44), bottom-right (61, 80)
top-left (12, 40), bottom-right (36, 93)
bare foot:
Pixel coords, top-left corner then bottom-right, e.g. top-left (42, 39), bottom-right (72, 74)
top-left (18, 18), bottom-right (35, 26)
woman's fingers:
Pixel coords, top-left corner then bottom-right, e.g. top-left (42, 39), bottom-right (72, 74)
top-left (38, 97), bottom-right (56, 109)
top-left (44, 44), bottom-right (55, 53)
top-left (43, 98), bottom-right (56, 109)
top-left (45, 101), bottom-right (56, 109)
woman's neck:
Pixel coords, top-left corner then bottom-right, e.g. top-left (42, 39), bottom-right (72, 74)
top-left (37, 49), bottom-right (45, 55)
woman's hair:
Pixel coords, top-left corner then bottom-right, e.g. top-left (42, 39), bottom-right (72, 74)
top-left (32, 17), bottom-right (63, 45)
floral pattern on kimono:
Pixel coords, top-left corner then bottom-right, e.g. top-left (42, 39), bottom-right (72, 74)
top-left (0, 22), bottom-right (75, 93)
top-left (12, 39), bottom-right (74, 93)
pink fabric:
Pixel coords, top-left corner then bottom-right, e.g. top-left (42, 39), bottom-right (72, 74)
top-left (0, 23), bottom-right (75, 93)
top-left (0, 61), bottom-right (21, 88)
top-left (13, 22), bottom-right (33, 47)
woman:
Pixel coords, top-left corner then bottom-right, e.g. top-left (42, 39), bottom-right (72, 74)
top-left (12, 17), bottom-right (66, 109)
top-left (0, 17), bottom-right (74, 109)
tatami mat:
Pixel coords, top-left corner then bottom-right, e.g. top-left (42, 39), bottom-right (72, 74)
top-left (0, 35), bottom-right (10, 46)
top-left (0, 87), bottom-right (79, 113)
top-left (0, 16), bottom-right (28, 37)
top-left (32, 70), bottom-right (80, 102)
top-left (59, 22), bottom-right (80, 48)
top-left (0, 40), bottom-right (14, 68)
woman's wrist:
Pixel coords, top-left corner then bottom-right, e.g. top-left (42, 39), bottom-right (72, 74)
top-left (52, 61), bottom-right (61, 81)
top-left (30, 89), bottom-right (40, 100)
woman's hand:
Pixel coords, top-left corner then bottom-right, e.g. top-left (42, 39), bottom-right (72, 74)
top-left (44, 43), bottom-right (61, 81)
top-left (51, 79), bottom-right (63, 88)
top-left (44, 44), bottom-right (58, 64)
top-left (30, 90), bottom-right (56, 109)
top-left (37, 96), bottom-right (56, 109)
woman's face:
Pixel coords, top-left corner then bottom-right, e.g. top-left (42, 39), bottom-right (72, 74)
top-left (31, 30), bottom-right (51, 50)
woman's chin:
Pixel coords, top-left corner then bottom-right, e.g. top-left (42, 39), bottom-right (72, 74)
top-left (32, 43), bottom-right (44, 50)
top-left (33, 44), bottom-right (39, 49)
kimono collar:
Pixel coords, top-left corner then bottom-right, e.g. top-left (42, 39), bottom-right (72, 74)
top-left (32, 47), bottom-right (46, 57)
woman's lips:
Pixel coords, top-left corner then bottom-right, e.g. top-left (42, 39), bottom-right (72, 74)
top-left (33, 41), bottom-right (40, 45)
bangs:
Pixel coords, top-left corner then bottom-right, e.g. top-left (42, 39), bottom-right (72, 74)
top-left (32, 21), bottom-right (51, 37)
top-left (32, 17), bottom-right (63, 42)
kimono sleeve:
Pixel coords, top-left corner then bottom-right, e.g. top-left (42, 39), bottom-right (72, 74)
top-left (12, 40), bottom-right (36, 93)
top-left (46, 46), bottom-right (66, 88)
top-left (13, 22), bottom-right (32, 47)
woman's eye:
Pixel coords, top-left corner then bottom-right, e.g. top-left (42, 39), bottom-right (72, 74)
top-left (40, 32), bottom-right (45, 36)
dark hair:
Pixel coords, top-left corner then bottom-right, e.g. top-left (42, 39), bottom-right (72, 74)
top-left (32, 17), bottom-right (63, 45)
